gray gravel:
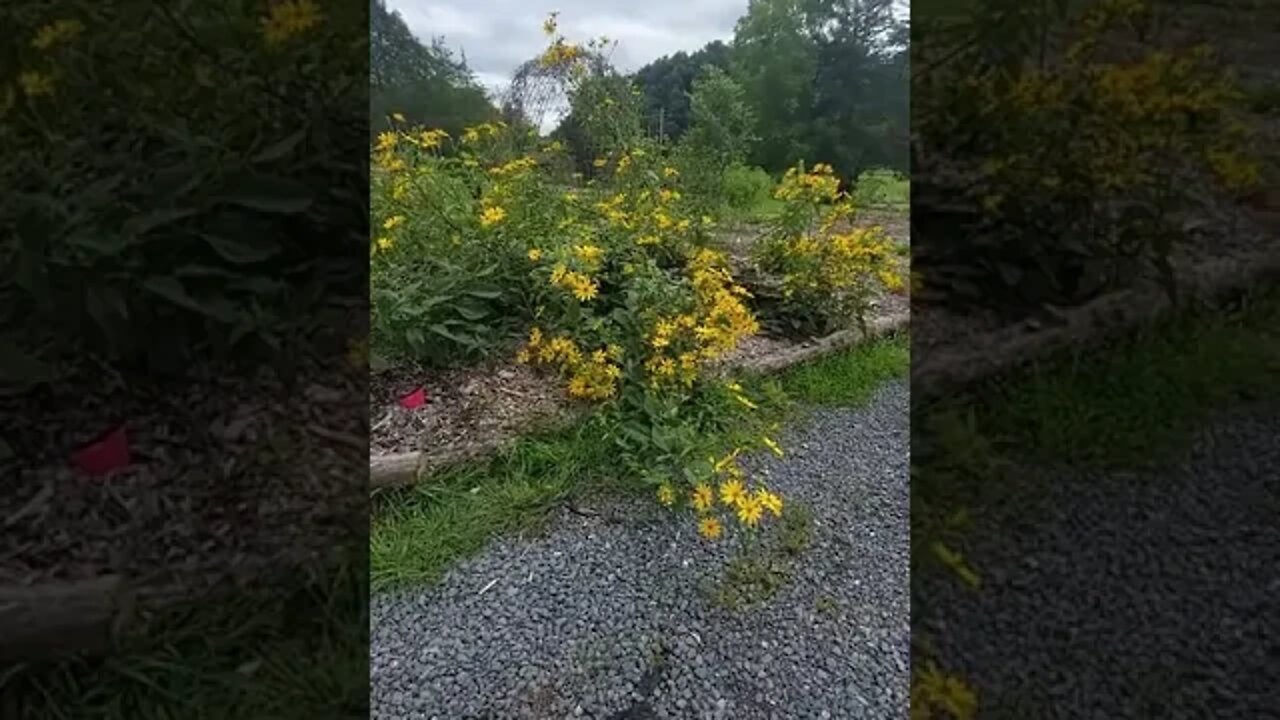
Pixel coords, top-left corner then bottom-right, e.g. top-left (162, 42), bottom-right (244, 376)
top-left (915, 401), bottom-right (1280, 719)
top-left (371, 380), bottom-right (910, 720)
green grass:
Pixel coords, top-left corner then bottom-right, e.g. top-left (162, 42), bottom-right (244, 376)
top-left (371, 332), bottom-right (910, 593)
top-left (851, 168), bottom-right (909, 209)
top-left (3, 559), bottom-right (368, 719)
top-left (977, 293), bottom-right (1280, 467)
top-left (369, 423), bottom-right (614, 592)
top-left (778, 332), bottom-right (910, 406)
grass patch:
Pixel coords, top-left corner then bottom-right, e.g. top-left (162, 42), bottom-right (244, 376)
top-left (2, 559), bottom-right (368, 719)
top-left (977, 293), bottom-right (1280, 467)
top-left (779, 332), bottom-right (909, 406)
top-left (371, 380), bottom-right (792, 593)
top-left (370, 422), bottom-right (614, 593)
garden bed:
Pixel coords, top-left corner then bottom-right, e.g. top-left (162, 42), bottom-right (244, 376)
top-left (369, 208), bottom-right (910, 489)
top-left (370, 302), bottom-right (910, 489)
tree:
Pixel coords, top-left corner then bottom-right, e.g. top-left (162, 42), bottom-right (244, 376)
top-left (631, 41), bottom-right (734, 141)
top-left (368, 0), bottom-right (497, 136)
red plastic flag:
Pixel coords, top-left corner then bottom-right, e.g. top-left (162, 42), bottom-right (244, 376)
top-left (399, 387), bottom-right (427, 409)
top-left (73, 425), bottom-right (131, 476)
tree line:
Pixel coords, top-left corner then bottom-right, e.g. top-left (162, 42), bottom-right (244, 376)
top-left (370, 0), bottom-right (908, 181)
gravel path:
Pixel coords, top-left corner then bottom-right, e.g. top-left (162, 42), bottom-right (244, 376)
top-left (915, 401), bottom-right (1280, 719)
top-left (371, 380), bottom-right (910, 720)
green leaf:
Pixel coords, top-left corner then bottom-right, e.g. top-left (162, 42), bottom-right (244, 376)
top-left (453, 299), bottom-right (489, 321)
top-left (201, 233), bottom-right (281, 264)
top-left (143, 276), bottom-right (235, 321)
top-left (218, 174), bottom-right (314, 214)
top-left (252, 128), bottom-right (308, 164)
top-left (124, 208), bottom-right (199, 236)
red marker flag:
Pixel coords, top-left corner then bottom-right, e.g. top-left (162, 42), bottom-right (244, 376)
top-left (73, 425), bottom-right (131, 476)
top-left (399, 387), bottom-right (427, 409)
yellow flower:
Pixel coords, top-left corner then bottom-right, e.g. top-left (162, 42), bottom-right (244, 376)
top-left (663, 166), bottom-right (680, 178)
top-left (697, 516), bottom-right (723, 541)
top-left (32, 19), bottom-right (85, 50)
top-left (18, 71), bottom-right (55, 98)
top-left (391, 112), bottom-right (406, 122)
top-left (761, 436), bottom-right (784, 458)
top-left (606, 344), bottom-right (624, 360)
top-left (735, 494), bottom-right (764, 527)
top-left (382, 215), bottom-right (405, 230)
top-left (719, 478), bottom-right (745, 507)
top-left (261, 0), bottom-right (323, 46)
top-left (542, 12), bottom-right (558, 36)
top-left (376, 236), bottom-right (393, 251)
top-left (691, 483), bottom-right (715, 512)
top-left (573, 244), bottom-right (604, 265)
top-left (593, 157), bottom-right (608, 168)
top-left (757, 489), bottom-right (783, 517)
top-left (479, 206), bottom-right (507, 227)
top-left (528, 248), bottom-right (543, 261)
top-left (570, 276), bottom-right (599, 302)
top-left (657, 483), bottom-right (676, 507)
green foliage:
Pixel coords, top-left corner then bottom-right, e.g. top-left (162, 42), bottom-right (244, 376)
top-left (727, 0), bottom-right (907, 179)
top-left (631, 41), bottom-right (734, 140)
top-left (0, 1), bottom-right (366, 379)
top-left (851, 169), bottom-right (910, 209)
top-left (913, 0), bottom-right (1262, 315)
top-left (675, 68), bottom-right (759, 214)
top-left (722, 164), bottom-right (776, 213)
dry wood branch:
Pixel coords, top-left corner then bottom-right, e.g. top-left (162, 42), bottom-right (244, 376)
top-left (0, 575), bottom-right (131, 662)
top-left (912, 244), bottom-right (1280, 406)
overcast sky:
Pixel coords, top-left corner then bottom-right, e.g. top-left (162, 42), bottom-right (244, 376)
top-left (386, 0), bottom-right (748, 102)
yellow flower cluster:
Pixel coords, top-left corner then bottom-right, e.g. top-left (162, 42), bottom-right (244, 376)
top-left (518, 328), bottom-right (622, 400)
top-left (17, 71), bottom-right (55, 98)
top-left (538, 39), bottom-right (585, 69)
top-left (488, 156), bottom-right (538, 177)
top-left (261, 0), bottom-right (322, 47)
top-left (32, 19), bottom-right (85, 50)
top-left (774, 163), bottom-right (841, 203)
top-left (462, 122), bottom-right (504, 144)
top-left (479, 205), bottom-right (507, 227)
top-left (713, 450), bottom-right (783, 531)
top-left (643, 252), bottom-right (758, 387)
top-left (686, 248), bottom-right (759, 355)
top-left (549, 263), bottom-right (599, 302)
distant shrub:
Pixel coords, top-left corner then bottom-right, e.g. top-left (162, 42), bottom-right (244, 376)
top-left (722, 164), bottom-right (774, 212)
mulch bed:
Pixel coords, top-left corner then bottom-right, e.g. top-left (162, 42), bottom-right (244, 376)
top-left (1, 343), bottom-right (367, 594)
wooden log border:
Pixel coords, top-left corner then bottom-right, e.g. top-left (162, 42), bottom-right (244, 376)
top-left (911, 243), bottom-right (1280, 407)
top-left (370, 311), bottom-right (911, 490)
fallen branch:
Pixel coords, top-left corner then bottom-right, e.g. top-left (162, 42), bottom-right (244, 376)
top-left (0, 575), bottom-right (132, 662)
top-left (912, 243), bottom-right (1280, 407)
